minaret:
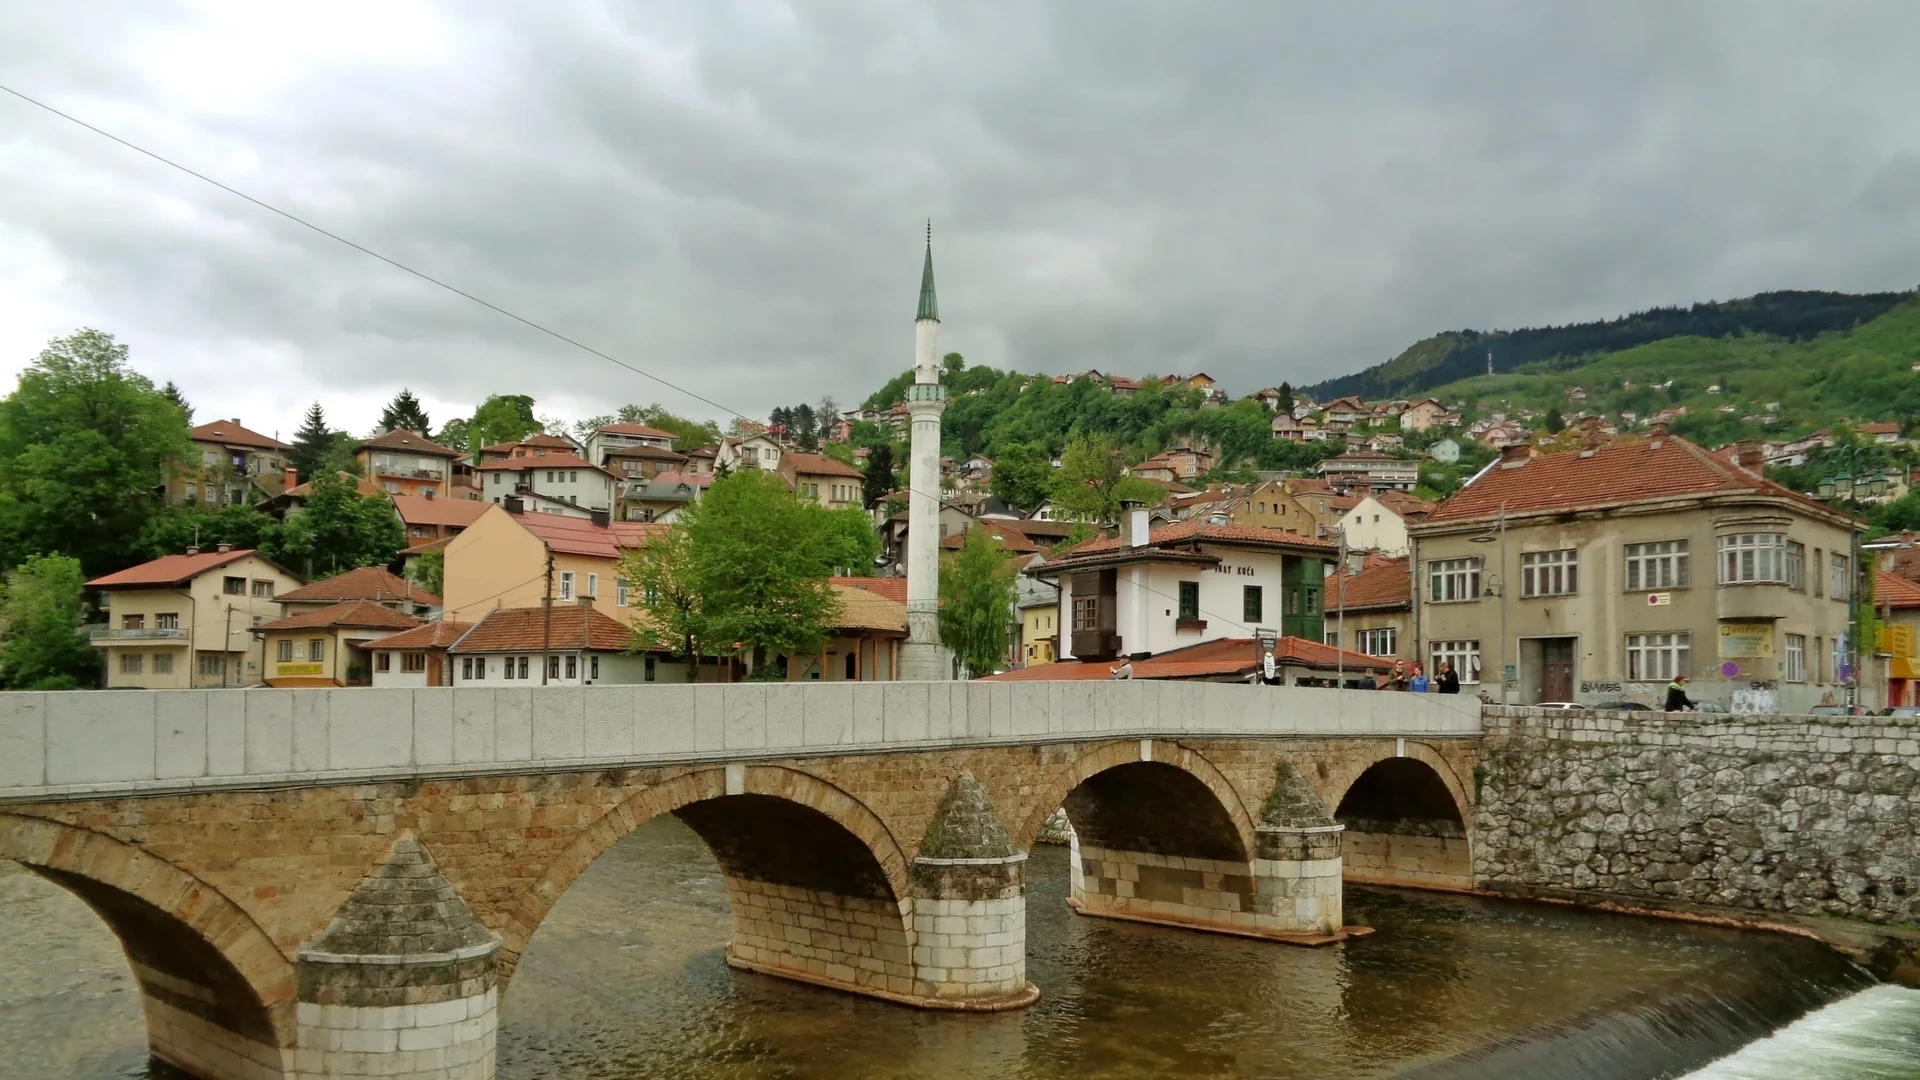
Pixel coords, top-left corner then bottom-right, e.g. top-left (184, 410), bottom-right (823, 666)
top-left (898, 224), bottom-right (950, 680)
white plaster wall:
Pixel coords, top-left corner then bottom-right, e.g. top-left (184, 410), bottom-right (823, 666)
top-left (0, 682), bottom-right (1482, 799)
top-left (1136, 555), bottom-right (1289, 655)
top-left (1338, 497), bottom-right (1411, 557)
top-left (371, 666), bottom-right (431, 690)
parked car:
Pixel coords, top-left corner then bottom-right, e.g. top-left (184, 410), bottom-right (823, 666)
top-left (1810, 704), bottom-right (1870, 716)
top-left (1878, 706), bottom-right (1920, 718)
top-left (1693, 702), bottom-right (1727, 713)
top-left (1593, 700), bottom-right (1654, 712)
top-left (1534, 702), bottom-right (1584, 710)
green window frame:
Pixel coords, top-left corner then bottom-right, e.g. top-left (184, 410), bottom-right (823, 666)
top-left (1243, 585), bottom-right (1263, 623)
top-left (1178, 581), bottom-right (1200, 621)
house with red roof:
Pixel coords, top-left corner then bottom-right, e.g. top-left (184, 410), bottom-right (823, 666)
top-left (1326, 555), bottom-right (1413, 662)
top-left (354, 429), bottom-right (466, 499)
top-left (1026, 506), bottom-right (1335, 663)
top-left (445, 606), bottom-right (652, 685)
top-left (584, 423), bottom-right (678, 466)
top-left (390, 493), bottom-right (491, 548)
top-left (363, 620), bottom-right (473, 688)
top-left (277, 565), bottom-right (442, 620)
top-left (441, 505), bottom-right (666, 626)
top-left (171, 418), bottom-right (293, 507)
top-left (779, 452), bottom-right (867, 510)
top-left (87, 545), bottom-right (304, 689)
top-left (1410, 435), bottom-right (1862, 711)
top-left (256, 601), bottom-right (423, 688)
top-left (476, 451), bottom-right (619, 516)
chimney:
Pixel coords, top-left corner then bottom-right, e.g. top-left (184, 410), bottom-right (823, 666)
top-left (215, 541), bottom-right (233, 554)
top-left (1499, 443), bottom-right (1536, 465)
top-left (1733, 440), bottom-right (1765, 469)
top-left (283, 465), bottom-right (297, 490)
top-left (184, 545), bottom-right (200, 556)
top-left (230, 417), bottom-right (242, 426)
top-left (504, 496), bottom-right (525, 514)
top-left (1208, 510), bottom-right (1231, 527)
top-left (1122, 500), bottom-right (1149, 548)
top-left (1649, 423), bottom-right (1670, 438)
top-left (423, 487), bottom-right (436, 500)
top-left (589, 508), bottom-right (611, 529)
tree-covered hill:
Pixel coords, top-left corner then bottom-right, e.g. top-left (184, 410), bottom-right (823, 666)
top-left (1305, 289), bottom-right (1913, 402)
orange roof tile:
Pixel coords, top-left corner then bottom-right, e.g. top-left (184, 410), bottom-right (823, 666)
top-left (1048, 519), bottom-right (1335, 570)
top-left (831, 576), bottom-right (907, 603)
top-left (477, 452), bottom-right (612, 476)
top-left (448, 606), bottom-right (632, 653)
top-left (362, 621), bottom-right (473, 650)
top-left (190, 420), bottom-right (289, 451)
top-left (87, 549), bottom-right (274, 588)
top-left (511, 512), bottom-right (665, 558)
top-left (260, 600), bottom-right (422, 632)
top-left (389, 494), bottom-right (491, 529)
top-left (781, 452), bottom-right (865, 480)
top-left (1330, 557), bottom-right (1411, 612)
top-left (981, 636), bottom-right (1391, 681)
top-left (279, 566), bottom-right (441, 607)
top-left (596, 423), bottom-right (679, 440)
top-left (603, 444), bottom-right (689, 462)
top-left (358, 430), bottom-right (460, 457)
top-left (1877, 570), bottom-right (1920, 610)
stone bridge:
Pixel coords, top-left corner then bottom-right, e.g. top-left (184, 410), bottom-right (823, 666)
top-left (0, 683), bottom-right (1480, 1080)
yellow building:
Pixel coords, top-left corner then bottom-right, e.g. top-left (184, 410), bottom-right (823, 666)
top-left (86, 546), bottom-right (304, 688)
top-left (780, 452), bottom-right (866, 510)
top-left (257, 601), bottom-right (424, 688)
top-left (441, 504), bottom-right (664, 625)
top-left (1020, 597), bottom-right (1059, 667)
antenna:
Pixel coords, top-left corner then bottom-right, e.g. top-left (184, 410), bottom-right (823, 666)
top-left (926, 219), bottom-right (932, 244)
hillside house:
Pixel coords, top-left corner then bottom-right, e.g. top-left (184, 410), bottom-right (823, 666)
top-left (86, 546), bottom-right (304, 689)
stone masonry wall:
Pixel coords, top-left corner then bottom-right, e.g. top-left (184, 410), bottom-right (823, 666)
top-left (1476, 707), bottom-right (1920, 924)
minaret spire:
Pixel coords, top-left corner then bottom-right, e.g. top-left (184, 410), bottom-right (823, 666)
top-left (917, 223), bottom-right (940, 323)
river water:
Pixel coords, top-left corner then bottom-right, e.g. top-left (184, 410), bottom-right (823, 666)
top-left (3, 818), bottom-right (1916, 1079)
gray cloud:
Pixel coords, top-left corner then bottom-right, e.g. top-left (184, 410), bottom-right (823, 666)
top-left (2, 0), bottom-right (1917, 438)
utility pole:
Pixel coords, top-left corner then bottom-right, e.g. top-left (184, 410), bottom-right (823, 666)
top-left (223, 603), bottom-right (234, 688)
top-left (541, 550), bottom-right (554, 685)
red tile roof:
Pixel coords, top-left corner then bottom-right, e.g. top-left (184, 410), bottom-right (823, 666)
top-left (279, 566), bottom-right (442, 607)
top-left (283, 473), bottom-right (384, 499)
top-left (1424, 435), bottom-right (1854, 526)
top-left (941, 521), bottom-right (1042, 554)
top-left (260, 600), bottom-right (423, 632)
top-left (190, 420), bottom-right (289, 451)
top-left (647, 471), bottom-right (714, 489)
top-left (512, 511), bottom-right (665, 558)
top-left (603, 444), bottom-right (689, 462)
top-left (390, 494), bottom-right (491, 529)
top-left (831, 576), bottom-right (907, 603)
top-left (1050, 519), bottom-right (1335, 570)
top-left (981, 636), bottom-right (1391, 681)
top-left (1858, 422), bottom-right (1902, 435)
top-left (87, 549), bottom-right (270, 588)
top-left (782, 452), bottom-right (865, 480)
top-left (1330, 556), bottom-right (1411, 612)
top-left (477, 452), bottom-right (612, 476)
top-left (358, 430), bottom-right (460, 457)
top-left (363, 620), bottom-right (473, 650)
top-left (448, 606), bottom-right (632, 653)
top-left (596, 423), bottom-right (679, 440)
top-left (1877, 570), bottom-right (1920, 610)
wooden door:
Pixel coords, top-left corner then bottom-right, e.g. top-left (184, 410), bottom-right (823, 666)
top-left (1538, 638), bottom-right (1575, 702)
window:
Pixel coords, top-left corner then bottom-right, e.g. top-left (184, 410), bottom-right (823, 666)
top-left (202, 449), bottom-right (219, 467)
top-left (1624, 541), bottom-right (1689, 591)
top-left (559, 571), bottom-right (575, 601)
top-left (1625, 632), bottom-right (1691, 681)
top-left (122, 614), bottom-right (145, 631)
top-left (156, 613), bottom-right (179, 630)
top-left (1816, 636), bottom-right (1826, 682)
top-left (152, 653), bottom-right (173, 675)
top-left (223, 576), bottom-right (246, 595)
top-left (1521, 549), bottom-right (1578, 597)
top-left (184, 482), bottom-right (197, 502)
top-left (1430, 639), bottom-right (1481, 683)
top-left (570, 471), bottom-right (578, 483)
top-left (589, 655), bottom-right (600, 680)
top-left (617, 581), bottom-right (630, 607)
top-left (251, 580), bottom-right (274, 597)
top-left (1323, 627), bottom-right (1340, 647)
top-left (1813, 548), bottom-right (1824, 597)
top-left (1830, 554), bottom-right (1850, 601)
top-left (517, 656), bottom-right (530, 679)
top-left (1243, 585), bottom-right (1263, 623)
top-left (1177, 581), bottom-right (1201, 621)
top-left (1071, 596), bottom-right (1102, 631)
top-left (120, 653), bottom-right (144, 674)
top-left (548, 655), bottom-right (561, 679)
top-left (587, 573), bottom-right (598, 599)
top-left (375, 652), bottom-right (392, 673)
top-left (277, 639), bottom-right (294, 662)
top-left (199, 654), bottom-right (227, 677)
top-left (1429, 558), bottom-right (1482, 602)
top-left (546, 471), bottom-right (555, 482)
top-left (1358, 627), bottom-right (1398, 656)
top-left (645, 656), bottom-right (657, 682)
top-left (309, 639), bottom-right (325, 663)
top-left (1305, 587), bottom-right (1319, 614)
top-left (462, 657), bottom-right (475, 681)
top-left (403, 652), bottom-right (426, 673)
top-left (1785, 634), bottom-right (1806, 682)
top-left (565, 655), bottom-right (578, 679)
top-left (1718, 533), bottom-right (1788, 584)
top-left (1785, 542), bottom-right (1805, 591)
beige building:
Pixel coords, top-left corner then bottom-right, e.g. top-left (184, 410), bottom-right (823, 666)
top-left (257, 601), bottom-right (424, 688)
top-left (1334, 492), bottom-right (1435, 557)
top-left (779, 452), bottom-right (865, 510)
top-left (1410, 437), bottom-right (1862, 711)
top-left (170, 419), bottom-right (292, 507)
top-left (355, 430), bottom-right (464, 499)
top-left (1020, 597), bottom-right (1059, 667)
top-left (86, 547), bottom-right (304, 688)
top-left (1325, 556), bottom-right (1412, 663)
top-left (441, 504), bottom-right (663, 625)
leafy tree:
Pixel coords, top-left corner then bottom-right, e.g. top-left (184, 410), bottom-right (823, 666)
top-left (136, 504), bottom-right (273, 561)
top-left (320, 432), bottom-right (364, 477)
top-left (0, 330), bottom-right (190, 576)
top-left (378, 388), bottom-right (432, 436)
top-left (261, 472), bottom-right (403, 578)
top-left (1276, 382), bottom-right (1294, 415)
top-left (681, 471), bottom-right (841, 672)
top-left (466, 394), bottom-right (541, 449)
top-left (436, 416), bottom-right (472, 454)
top-left (1051, 434), bottom-right (1162, 523)
top-left (608, 404), bottom-right (721, 447)
top-left (989, 441), bottom-right (1054, 512)
top-left (943, 352), bottom-right (966, 376)
top-left (289, 402), bottom-right (335, 481)
top-left (1051, 523), bottom-right (1097, 553)
top-left (862, 444), bottom-right (897, 509)
top-left (0, 554), bottom-right (97, 690)
top-left (820, 507), bottom-right (881, 575)
top-left (406, 550), bottom-right (445, 598)
top-left (620, 525), bottom-right (710, 681)
top-left (938, 527), bottom-right (1018, 677)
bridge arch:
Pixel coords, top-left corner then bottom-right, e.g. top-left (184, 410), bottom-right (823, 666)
top-left (1331, 746), bottom-right (1474, 890)
top-left (0, 812), bottom-right (295, 1079)
top-left (500, 765), bottom-right (913, 995)
top-left (1015, 739), bottom-right (1257, 858)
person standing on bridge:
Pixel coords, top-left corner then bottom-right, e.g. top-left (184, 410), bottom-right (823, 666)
top-left (1435, 661), bottom-right (1461, 695)
top-left (1408, 662), bottom-right (1430, 693)
top-left (1664, 675), bottom-right (1696, 712)
top-left (1384, 660), bottom-right (1410, 691)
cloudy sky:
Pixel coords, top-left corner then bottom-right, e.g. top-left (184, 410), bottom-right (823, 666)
top-left (3, 1), bottom-right (1917, 439)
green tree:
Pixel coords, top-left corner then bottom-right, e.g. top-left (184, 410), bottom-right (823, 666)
top-left (1544, 408), bottom-right (1565, 433)
top-left (436, 416), bottom-right (473, 454)
top-left (943, 352), bottom-right (966, 376)
top-left (136, 503), bottom-right (273, 560)
top-left (1051, 434), bottom-right (1162, 523)
top-left (466, 394), bottom-right (541, 449)
top-left (820, 506), bottom-right (881, 575)
top-left (407, 550), bottom-right (445, 598)
top-left (1276, 382), bottom-right (1294, 415)
top-left (261, 473), bottom-right (403, 578)
top-left (989, 442), bottom-right (1054, 513)
top-left (938, 528), bottom-right (1019, 677)
top-left (612, 404), bottom-right (722, 448)
top-left (620, 525), bottom-right (710, 681)
top-left (378, 388), bottom-right (432, 436)
top-left (162, 380), bottom-right (193, 421)
top-left (684, 471), bottom-right (841, 672)
top-left (0, 554), bottom-right (97, 690)
top-left (0, 329), bottom-right (191, 576)
top-left (862, 444), bottom-right (897, 509)
top-left (288, 402), bottom-right (335, 481)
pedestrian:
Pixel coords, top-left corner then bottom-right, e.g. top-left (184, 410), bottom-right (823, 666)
top-left (1664, 675), bottom-right (1696, 712)
top-left (1387, 660), bottom-right (1410, 692)
top-left (1435, 661), bottom-right (1461, 695)
top-left (1408, 662), bottom-right (1430, 693)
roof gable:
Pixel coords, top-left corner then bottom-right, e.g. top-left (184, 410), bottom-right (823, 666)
top-left (279, 566), bottom-right (442, 607)
top-left (86, 549), bottom-right (286, 589)
top-left (190, 420), bottom-right (290, 451)
top-left (260, 600), bottom-right (423, 632)
top-left (358, 430), bottom-right (460, 457)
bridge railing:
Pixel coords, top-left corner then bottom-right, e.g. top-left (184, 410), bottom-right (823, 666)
top-left (0, 682), bottom-right (1481, 801)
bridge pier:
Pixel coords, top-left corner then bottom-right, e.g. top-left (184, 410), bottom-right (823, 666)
top-left (905, 774), bottom-right (1038, 1008)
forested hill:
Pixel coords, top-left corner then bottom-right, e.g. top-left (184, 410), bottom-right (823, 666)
top-left (1304, 290), bottom-right (1913, 402)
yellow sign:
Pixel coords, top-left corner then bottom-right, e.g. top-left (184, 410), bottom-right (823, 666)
top-left (1718, 622), bottom-right (1774, 658)
top-left (1881, 625), bottom-right (1918, 659)
top-left (277, 663), bottom-right (324, 676)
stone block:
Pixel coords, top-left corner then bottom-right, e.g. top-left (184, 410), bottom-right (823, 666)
top-left (153, 692), bottom-right (209, 780)
top-left (636, 684), bottom-right (696, 755)
top-left (451, 689), bottom-right (496, 764)
top-left (412, 690), bottom-right (455, 766)
top-left (724, 684), bottom-right (768, 751)
top-left (291, 690), bottom-right (330, 772)
top-left (882, 683), bottom-right (931, 743)
top-left (494, 688), bottom-right (533, 760)
top-left (694, 684), bottom-right (726, 752)
top-left (766, 686), bottom-right (803, 748)
top-left (327, 689), bottom-right (411, 770)
top-left (801, 683), bottom-right (854, 746)
top-left (850, 684), bottom-right (885, 743)
top-left (46, 691), bottom-right (155, 785)
top-left (530, 687), bottom-right (585, 759)
top-left (205, 691), bottom-right (246, 776)
top-left (582, 687), bottom-right (634, 758)
top-left (0, 692), bottom-right (46, 788)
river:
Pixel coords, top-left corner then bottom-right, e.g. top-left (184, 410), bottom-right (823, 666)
top-left (2, 818), bottom-right (1916, 1079)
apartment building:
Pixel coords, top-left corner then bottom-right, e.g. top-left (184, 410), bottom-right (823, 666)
top-left (1325, 556), bottom-right (1412, 661)
top-left (1314, 451), bottom-right (1420, 494)
top-left (476, 453), bottom-right (618, 514)
top-left (1409, 436), bottom-right (1863, 711)
top-left (355, 430), bottom-right (463, 498)
top-left (780, 452), bottom-right (865, 509)
top-left (716, 432), bottom-right (785, 473)
top-left (440, 505), bottom-right (664, 625)
top-left (86, 546), bottom-right (303, 688)
top-left (584, 423), bottom-right (678, 466)
top-left (171, 419), bottom-right (292, 506)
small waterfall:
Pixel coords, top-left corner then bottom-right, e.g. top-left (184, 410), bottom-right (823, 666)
top-left (1682, 984), bottom-right (1920, 1079)
top-left (1395, 940), bottom-right (1876, 1080)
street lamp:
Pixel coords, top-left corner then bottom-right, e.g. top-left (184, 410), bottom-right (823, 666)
top-left (1469, 502), bottom-right (1509, 704)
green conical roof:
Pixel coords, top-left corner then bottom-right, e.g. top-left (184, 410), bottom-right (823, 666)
top-left (916, 241), bottom-right (939, 323)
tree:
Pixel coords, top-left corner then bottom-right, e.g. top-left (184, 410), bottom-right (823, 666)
top-left (862, 444), bottom-right (897, 509)
top-left (436, 417), bottom-right (473, 454)
top-left (260, 472), bottom-right (403, 579)
top-left (406, 551), bottom-right (444, 598)
top-left (0, 555), bottom-right (97, 689)
top-left (289, 402), bottom-right (335, 481)
top-left (466, 394), bottom-right (541, 449)
top-left (620, 525), bottom-right (710, 681)
top-left (820, 507), bottom-right (881, 575)
top-left (1276, 382), bottom-right (1294, 415)
top-left (162, 381), bottom-right (193, 421)
top-left (1544, 408), bottom-right (1566, 434)
top-left (0, 329), bottom-right (191, 576)
top-left (943, 352), bottom-right (966, 376)
top-left (792, 402), bottom-right (818, 449)
top-left (1050, 434), bottom-right (1160, 523)
top-left (989, 441), bottom-right (1054, 513)
top-left (378, 389), bottom-right (432, 436)
top-left (612, 403), bottom-right (722, 448)
top-left (684, 471), bottom-right (841, 671)
top-left (938, 528), bottom-right (1018, 677)
top-left (136, 503), bottom-right (273, 561)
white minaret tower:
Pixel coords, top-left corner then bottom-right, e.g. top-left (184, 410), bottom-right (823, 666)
top-left (898, 224), bottom-right (950, 680)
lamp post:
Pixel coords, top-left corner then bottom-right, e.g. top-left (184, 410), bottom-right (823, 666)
top-left (1470, 503), bottom-right (1509, 704)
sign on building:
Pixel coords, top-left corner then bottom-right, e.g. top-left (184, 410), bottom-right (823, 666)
top-left (1718, 621), bottom-right (1774, 658)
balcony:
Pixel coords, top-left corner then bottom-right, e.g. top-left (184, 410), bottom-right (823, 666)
top-left (372, 464), bottom-right (445, 481)
top-left (90, 627), bottom-right (188, 643)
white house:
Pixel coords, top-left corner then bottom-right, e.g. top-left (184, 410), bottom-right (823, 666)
top-left (477, 453), bottom-right (618, 514)
top-left (716, 433), bottom-right (784, 473)
top-left (1333, 493), bottom-right (1434, 558)
top-left (446, 606), bottom-right (676, 686)
top-left (583, 422), bottom-right (677, 467)
top-left (364, 620), bottom-right (471, 688)
top-left (1427, 438), bottom-right (1462, 464)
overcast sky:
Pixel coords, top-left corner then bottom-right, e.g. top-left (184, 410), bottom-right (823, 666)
top-left (3, 1), bottom-right (1917, 440)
